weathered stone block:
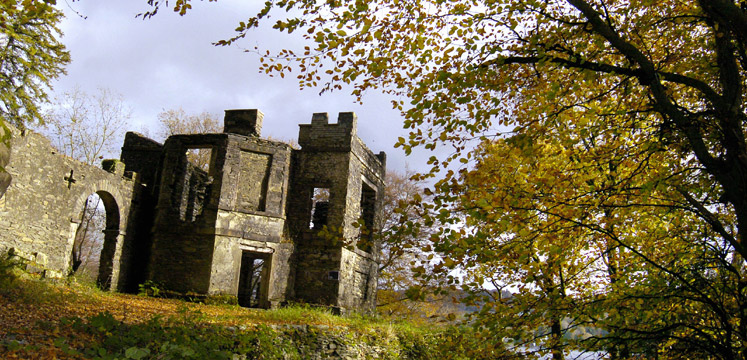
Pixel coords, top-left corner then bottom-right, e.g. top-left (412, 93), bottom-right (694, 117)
top-left (224, 109), bottom-right (263, 137)
top-left (102, 159), bottom-right (125, 175)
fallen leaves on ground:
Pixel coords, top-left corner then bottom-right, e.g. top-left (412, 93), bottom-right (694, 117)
top-left (0, 278), bottom-right (299, 359)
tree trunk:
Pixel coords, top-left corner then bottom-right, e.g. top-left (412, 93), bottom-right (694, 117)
top-left (71, 198), bottom-right (93, 273)
top-left (551, 317), bottom-right (564, 360)
top-left (0, 126), bottom-right (11, 200)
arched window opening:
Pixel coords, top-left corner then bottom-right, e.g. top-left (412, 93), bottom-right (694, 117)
top-left (71, 191), bottom-right (120, 289)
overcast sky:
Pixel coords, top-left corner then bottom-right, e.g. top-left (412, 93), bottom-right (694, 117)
top-left (52, 1), bottom-right (430, 174)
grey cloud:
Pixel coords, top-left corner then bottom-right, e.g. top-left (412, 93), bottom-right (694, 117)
top-left (53, 1), bottom-right (438, 175)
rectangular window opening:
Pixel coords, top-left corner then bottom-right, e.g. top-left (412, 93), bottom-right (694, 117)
top-left (358, 182), bottom-right (376, 252)
top-left (185, 147), bottom-right (213, 174)
top-left (181, 146), bottom-right (214, 222)
top-left (310, 187), bottom-right (330, 229)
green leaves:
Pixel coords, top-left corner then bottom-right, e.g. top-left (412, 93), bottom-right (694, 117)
top-left (0, 0), bottom-right (69, 127)
top-left (88, 311), bottom-right (119, 334)
top-left (191, 0), bottom-right (747, 357)
top-left (124, 347), bottom-right (150, 359)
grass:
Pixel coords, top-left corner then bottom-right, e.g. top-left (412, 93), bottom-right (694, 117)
top-left (0, 256), bottom-right (496, 359)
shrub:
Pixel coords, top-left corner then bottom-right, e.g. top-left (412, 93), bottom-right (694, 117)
top-left (0, 253), bottom-right (22, 294)
top-left (58, 311), bottom-right (300, 359)
top-left (137, 280), bottom-right (162, 297)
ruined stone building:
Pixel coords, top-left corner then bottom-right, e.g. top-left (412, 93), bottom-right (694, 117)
top-left (0, 110), bottom-right (386, 313)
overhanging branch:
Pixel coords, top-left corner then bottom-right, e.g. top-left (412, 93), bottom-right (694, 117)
top-left (678, 188), bottom-right (746, 258)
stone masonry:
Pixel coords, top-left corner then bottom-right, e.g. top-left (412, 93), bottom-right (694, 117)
top-left (0, 126), bottom-right (142, 290)
top-left (0, 109), bottom-right (386, 313)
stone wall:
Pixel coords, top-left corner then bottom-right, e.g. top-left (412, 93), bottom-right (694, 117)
top-left (289, 122), bottom-right (353, 306)
top-left (147, 122), bottom-right (296, 305)
top-left (337, 136), bottom-right (386, 312)
top-left (217, 134), bottom-right (292, 224)
top-left (120, 132), bottom-right (164, 187)
top-left (147, 134), bottom-right (226, 293)
top-left (209, 131), bottom-right (294, 306)
top-left (0, 127), bottom-right (143, 290)
top-left (118, 132), bottom-right (163, 291)
top-left (210, 235), bottom-right (294, 307)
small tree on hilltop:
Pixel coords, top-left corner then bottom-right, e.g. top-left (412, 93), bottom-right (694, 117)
top-left (156, 108), bottom-right (221, 171)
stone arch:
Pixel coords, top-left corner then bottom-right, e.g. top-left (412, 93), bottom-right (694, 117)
top-left (68, 179), bottom-right (130, 291)
top-left (69, 180), bottom-right (127, 226)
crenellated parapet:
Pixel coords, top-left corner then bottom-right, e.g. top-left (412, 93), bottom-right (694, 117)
top-left (298, 112), bottom-right (357, 151)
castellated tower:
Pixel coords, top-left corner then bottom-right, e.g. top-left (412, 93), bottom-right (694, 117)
top-left (288, 112), bottom-right (386, 312)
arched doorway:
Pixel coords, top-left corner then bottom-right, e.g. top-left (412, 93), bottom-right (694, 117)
top-left (71, 191), bottom-right (120, 290)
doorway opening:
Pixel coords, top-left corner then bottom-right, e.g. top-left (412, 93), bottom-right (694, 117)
top-left (237, 251), bottom-right (271, 308)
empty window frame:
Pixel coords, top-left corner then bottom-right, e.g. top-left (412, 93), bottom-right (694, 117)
top-left (185, 147), bottom-right (214, 173)
top-left (310, 187), bottom-right (330, 229)
top-left (358, 182), bottom-right (376, 252)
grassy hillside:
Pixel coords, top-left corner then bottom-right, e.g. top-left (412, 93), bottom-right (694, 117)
top-left (0, 257), bottom-right (499, 359)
